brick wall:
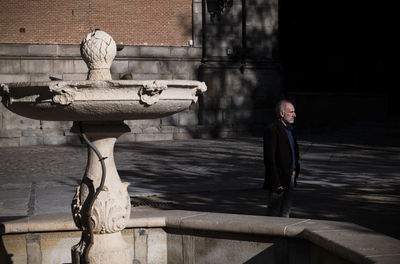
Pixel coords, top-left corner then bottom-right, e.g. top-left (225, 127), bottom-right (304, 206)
top-left (0, 0), bottom-right (192, 46)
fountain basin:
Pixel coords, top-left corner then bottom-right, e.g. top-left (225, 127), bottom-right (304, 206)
top-left (2, 210), bottom-right (400, 264)
top-left (0, 80), bottom-right (206, 121)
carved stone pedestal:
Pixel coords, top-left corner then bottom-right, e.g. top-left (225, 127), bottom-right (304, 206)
top-left (0, 29), bottom-right (207, 263)
top-left (70, 121), bottom-right (133, 264)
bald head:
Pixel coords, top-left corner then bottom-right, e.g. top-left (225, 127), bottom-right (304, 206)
top-left (276, 100), bottom-right (296, 125)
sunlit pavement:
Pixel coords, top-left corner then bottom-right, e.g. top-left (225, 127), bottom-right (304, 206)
top-left (1, 120), bottom-right (399, 239)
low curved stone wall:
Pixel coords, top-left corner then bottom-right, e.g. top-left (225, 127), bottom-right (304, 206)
top-left (1, 210), bottom-right (399, 263)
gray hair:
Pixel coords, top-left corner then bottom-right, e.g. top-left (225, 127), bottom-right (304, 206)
top-left (275, 100), bottom-right (292, 117)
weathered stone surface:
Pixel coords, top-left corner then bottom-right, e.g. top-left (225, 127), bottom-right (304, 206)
top-left (111, 60), bottom-right (129, 74)
top-left (136, 133), bottom-right (173, 142)
top-left (130, 60), bottom-right (164, 74)
top-left (117, 132), bottom-right (136, 143)
top-left (30, 74), bottom-right (54, 82)
top-left (20, 137), bottom-right (43, 146)
top-left (169, 61), bottom-right (193, 75)
top-left (61, 73), bottom-right (87, 81)
top-left (178, 110), bottom-right (199, 126)
top-left (117, 46), bottom-right (140, 57)
top-left (26, 233), bottom-right (42, 264)
top-left (131, 73), bottom-right (172, 80)
top-left (170, 47), bottom-right (188, 57)
top-left (173, 132), bottom-right (195, 140)
top-left (2, 112), bottom-right (40, 130)
top-left (41, 121), bottom-right (72, 129)
top-left (147, 228), bottom-right (167, 264)
top-left (160, 125), bottom-right (178, 134)
top-left (58, 45), bottom-right (81, 57)
top-left (126, 119), bottom-right (161, 128)
top-left (52, 60), bottom-right (76, 74)
top-left (134, 228), bottom-right (148, 264)
top-left (41, 129), bottom-right (65, 136)
top-left (0, 74), bottom-right (30, 83)
top-left (140, 46), bottom-right (170, 57)
top-left (161, 114), bottom-right (179, 126)
top-left (188, 47), bottom-right (202, 57)
top-left (28, 45), bottom-right (58, 56)
top-left (201, 110), bottom-right (224, 125)
top-left (21, 60), bottom-right (53, 74)
top-left (0, 44), bottom-right (29, 56)
top-left (142, 126), bottom-right (161, 134)
top-left (231, 96), bottom-right (253, 109)
top-left (1, 234), bottom-right (27, 263)
top-left (44, 136), bottom-right (67, 145)
top-left (192, 2), bottom-right (202, 25)
top-left (40, 232), bottom-right (80, 264)
top-left (0, 129), bottom-right (22, 137)
top-left (0, 59), bottom-right (21, 74)
top-left (66, 134), bottom-right (81, 145)
top-left (73, 60), bottom-right (89, 73)
top-left (166, 231), bottom-right (184, 263)
top-left (202, 96), bottom-right (230, 110)
top-left (0, 137), bottom-right (19, 147)
top-left (22, 129), bottom-right (42, 137)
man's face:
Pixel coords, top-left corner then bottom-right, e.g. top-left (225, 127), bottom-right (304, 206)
top-left (281, 103), bottom-right (296, 124)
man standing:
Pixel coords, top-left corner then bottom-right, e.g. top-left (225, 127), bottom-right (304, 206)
top-left (263, 100), bottom-right (300, 217)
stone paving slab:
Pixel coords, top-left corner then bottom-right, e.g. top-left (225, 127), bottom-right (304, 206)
top-left (0, 121), bottom-right (399, 241)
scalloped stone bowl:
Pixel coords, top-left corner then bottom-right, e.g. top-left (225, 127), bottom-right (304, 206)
top-left (1, 79), bottom-right (207, 121)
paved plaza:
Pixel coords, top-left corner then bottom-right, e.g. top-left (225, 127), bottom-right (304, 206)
top-left (0, 120), bottom-right (399, 240)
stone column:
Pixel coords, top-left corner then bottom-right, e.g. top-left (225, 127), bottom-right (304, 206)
top-left (70, 121), bottom-right (133, 263)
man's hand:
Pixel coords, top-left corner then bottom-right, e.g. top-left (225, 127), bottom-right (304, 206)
top-left (275, 186), bottom-right (284, 193)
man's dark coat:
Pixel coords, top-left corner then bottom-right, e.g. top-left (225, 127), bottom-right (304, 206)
top-left (263, 119), bottom-right (300, 191)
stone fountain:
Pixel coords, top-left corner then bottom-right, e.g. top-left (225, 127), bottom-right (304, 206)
top-left (0, 31), bottom-right (206, 263)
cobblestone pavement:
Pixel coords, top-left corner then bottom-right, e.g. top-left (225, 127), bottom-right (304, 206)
top-left (0, 120), bottom-right (399, 239)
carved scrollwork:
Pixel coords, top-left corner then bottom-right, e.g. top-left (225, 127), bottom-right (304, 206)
top-left (50, 83), bottom-right (76, 105)
top-left (72, 182), bottom-right (131, 234)
top-left (52, 90), bottom-right (75, 105)
top-left (90, 184), bottom-right (131, 234)
top-left (191, 81), bottom-right (207, 103)
top-left (138, 80), bottom-right (167, 106)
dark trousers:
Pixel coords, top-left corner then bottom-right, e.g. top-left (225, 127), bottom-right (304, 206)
top-left (266, 174), bottom-right (295, 218)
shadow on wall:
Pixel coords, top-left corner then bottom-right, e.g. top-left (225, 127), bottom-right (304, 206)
top-left (198, 64), bottom-right (281, 137)
top-left (192, 0), bottom-right (283, 137)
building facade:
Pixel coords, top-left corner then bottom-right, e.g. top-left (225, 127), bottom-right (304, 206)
top-left (0, 0), bottom-right (281, 147)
